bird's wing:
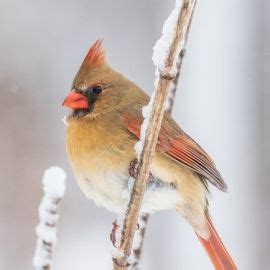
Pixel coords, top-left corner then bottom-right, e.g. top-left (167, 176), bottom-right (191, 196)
top-left (122, 111), bottom-right (227, 191)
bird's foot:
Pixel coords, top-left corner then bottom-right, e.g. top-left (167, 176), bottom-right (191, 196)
top-left (111, 220), bottom-right (140, 267)
top-left (110, 220), bottom-right (119, 248)
top-left (129, 158), bottom-right (138, 178)
top-left (129, 158), bottom-right (154, 182)
top-left (112, 257), bottom-right (131, 268)
top-left (110, 219), bottom-right (140, 248)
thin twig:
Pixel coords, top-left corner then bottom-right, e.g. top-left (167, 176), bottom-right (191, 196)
top-left (112, 1), bottom-right (197, 269)
top-left (129, 1), bottom-right (197, 269)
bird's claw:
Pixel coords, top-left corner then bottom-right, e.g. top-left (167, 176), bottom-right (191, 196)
top-left (112, 257), bottom-right (131, 268)
top-left (110, 220), bottom-right (139, 248)
top-left (110, 220), bottom-right (119, 248)
top-left (129, 158), bottom-right (154, 182)
top-left (129, 158), bottom-right (138, 178)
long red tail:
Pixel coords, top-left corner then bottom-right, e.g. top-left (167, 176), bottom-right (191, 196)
top-left (197, 215), bottom-right (237, 270)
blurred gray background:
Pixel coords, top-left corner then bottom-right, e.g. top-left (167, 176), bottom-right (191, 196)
top-left (0, 0), bottom-right (268, 269)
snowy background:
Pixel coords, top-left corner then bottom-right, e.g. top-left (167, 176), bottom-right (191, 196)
top-left (1, 0), bottom-right (269, 269)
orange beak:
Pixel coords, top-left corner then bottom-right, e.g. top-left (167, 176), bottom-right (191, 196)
top-left (62, 91), bottom-right (89, 110)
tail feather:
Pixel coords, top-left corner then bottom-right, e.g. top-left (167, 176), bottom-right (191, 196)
top-left (197, 215), bottom-right (237, 270)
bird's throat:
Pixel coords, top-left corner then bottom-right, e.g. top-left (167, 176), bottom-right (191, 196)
top-left (69, 108), bottom-right (91, 119)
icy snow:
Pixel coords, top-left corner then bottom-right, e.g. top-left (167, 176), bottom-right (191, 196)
top-left (33, 167), bottom-right (66, 270)
top-left (134, 93), bottom-right (155, 158)
top-left (42, 166), bottom-right (66, 198)
top-left (152, 0), bottom-right (183, 72)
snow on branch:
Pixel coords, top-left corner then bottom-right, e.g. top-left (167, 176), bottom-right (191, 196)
top-left (33, 167), bottom-right (66, 270)
top-left (112, 1), bottom-right (197, 269)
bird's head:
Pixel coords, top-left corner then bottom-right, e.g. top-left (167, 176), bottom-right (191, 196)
top-left (63, 40), bottom-right (131, 119)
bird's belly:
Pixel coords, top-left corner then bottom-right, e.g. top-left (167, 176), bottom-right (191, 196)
top-left (141, 180), bottom-right (182, 214)
top-left (75, 168), bottom-right (181, 214)
top-left (75, 168), bottom-right (128, 213)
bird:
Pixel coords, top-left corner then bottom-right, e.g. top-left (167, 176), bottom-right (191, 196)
top-left (62, 40), bottom-right (237, 270)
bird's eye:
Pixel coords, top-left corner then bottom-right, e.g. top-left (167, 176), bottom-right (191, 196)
top-left (91, 85), bottom-right (103, 95)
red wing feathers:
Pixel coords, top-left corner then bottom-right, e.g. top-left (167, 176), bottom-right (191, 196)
top-left (122, 112), bottom-right (227, 191)
top-left (168, 134), bottom-right (227, 191)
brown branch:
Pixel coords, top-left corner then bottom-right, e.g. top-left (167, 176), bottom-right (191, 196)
top-left (129, 1), bottom-right (197, 269)
top-left (112, 1), bottom-right (197, 269)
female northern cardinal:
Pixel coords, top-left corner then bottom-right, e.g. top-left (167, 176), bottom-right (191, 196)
top-left (63, 40), bottom-right (237, 270)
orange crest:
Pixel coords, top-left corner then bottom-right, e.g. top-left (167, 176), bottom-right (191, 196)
top-left (83, 39), bottom-right (105, 67)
